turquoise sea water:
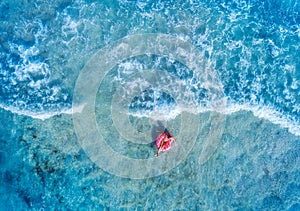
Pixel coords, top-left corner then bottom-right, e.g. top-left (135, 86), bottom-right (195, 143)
top-left (0, 0), bottom-right (299, 210)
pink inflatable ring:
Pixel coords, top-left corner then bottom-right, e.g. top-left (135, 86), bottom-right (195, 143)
top-left (155, 130), bottom-right (176, 157)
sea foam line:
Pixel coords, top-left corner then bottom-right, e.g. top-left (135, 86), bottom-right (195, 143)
top-left (0, 104), bottom-right (73, 121)
top-left (1, 102), bottom-right (299, 136)
top-left (224, 103), bottom-right (300, 136)
top-left (128, 103), bottom-right (300, 137)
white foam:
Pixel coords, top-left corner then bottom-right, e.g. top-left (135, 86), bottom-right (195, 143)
top-left (7, 43), bottom-right (51, 89)
top-left (128, 100), bottom-right (300, 136)
top-left (223, 103), bottom-right (300, 136)
top-left (0, 100), bottom-right (91, 121)
top-left (0, 104), bottom-right (72, 120)
top-left (128, 104), bottom-right (182, 121)
top-left (1, 83), bottom-right (299, 136)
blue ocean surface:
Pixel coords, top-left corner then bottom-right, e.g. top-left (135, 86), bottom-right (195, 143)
top-left (0, 0), bottom-right (299, 210)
